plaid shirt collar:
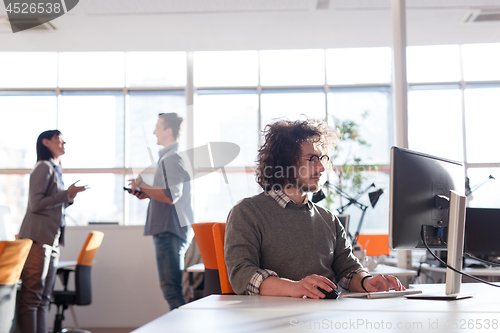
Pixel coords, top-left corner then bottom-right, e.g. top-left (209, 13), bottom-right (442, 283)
top-left (268, 188), bottom-right (309, 208)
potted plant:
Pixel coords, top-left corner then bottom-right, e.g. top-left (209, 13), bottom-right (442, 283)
top-left (324, 111), bottom-right (378, 211)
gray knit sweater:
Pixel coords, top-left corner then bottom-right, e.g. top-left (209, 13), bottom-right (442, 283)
top-left (225, 192), bottom-right (363, 295)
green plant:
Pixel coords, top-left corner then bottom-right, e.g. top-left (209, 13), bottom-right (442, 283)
top-left (325, 111), bottom-right (376, 211)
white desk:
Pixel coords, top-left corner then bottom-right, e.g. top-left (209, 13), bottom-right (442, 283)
top-left (420, 264), bottom-right (500, 283)
top-left (185, 263), bottom-right (205, 273)
top-left (421, 264), bottom-right (500, 276)
top-left (133, 283), bottom-right (500, 333)
top-left (369, 264), bottom-right (417, 277)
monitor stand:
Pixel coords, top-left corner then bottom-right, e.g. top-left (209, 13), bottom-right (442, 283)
top-left (407, 190), bottom-right (474, 300)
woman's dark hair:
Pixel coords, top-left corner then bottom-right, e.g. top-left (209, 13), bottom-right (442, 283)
top-left (256, 119), bottom-right (338, 191)
top-left (36, 130), bottom-right (62, 161)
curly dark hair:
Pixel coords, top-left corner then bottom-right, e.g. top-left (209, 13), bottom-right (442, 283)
top-left (256, 119), bottom-right (338, 191)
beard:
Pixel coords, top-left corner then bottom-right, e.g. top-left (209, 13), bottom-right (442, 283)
top-left (296, 177), bottom-right (321, 193)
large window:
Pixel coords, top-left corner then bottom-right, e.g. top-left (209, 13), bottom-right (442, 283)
top-left (464, 86), bottom-right (500, 164)
top-left (326, 47), bottom-right (391, 85)
top-left (59, 92), bottom-right (125, 169)
top-left (406, 43), bottom-right (500, 211)
top-left (126, 52), bottom-right (187, 87)
top-left (462, 44), bottom-right (500, 81)
top-left (0, 92), bottom-right (57, 168)
top-left (193, 91), bottom-right (259, 166)
top-left (260, 49), bottom-right (325, 86)
top-left (408, 86), bottom-right (463, 161)
top-left (406, 45), bottom-right (461, 83)
top-left (59, 52), bottom-right (126, 88)
top-left (328, 88), bottom-right (392, 165)
top-left (0, 52), bottom-right (187, 228)
top-left (2, 44), bottom-right (500, 233)
top-left (194, 51), bottom-right (258, 87)
top-left (260, 89), bottom-right (326, 130)
top-left (0, 53), bottom-right (58, 88)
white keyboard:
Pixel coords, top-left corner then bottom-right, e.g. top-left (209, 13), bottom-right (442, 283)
top-left (341, 289), bottom-right (422, 299)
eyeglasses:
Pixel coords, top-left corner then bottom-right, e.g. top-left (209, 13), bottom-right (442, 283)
top-left (302, 155), bottom-right (330, 165)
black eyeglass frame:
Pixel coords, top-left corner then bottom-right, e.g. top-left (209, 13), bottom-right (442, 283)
top-left (301, 155), bottom-right (330, 165)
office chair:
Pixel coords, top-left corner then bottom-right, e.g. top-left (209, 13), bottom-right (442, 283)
top-left (212, 223), bottom-right (235, 294)
top-left (51, 231), bottom-right (104, 333)
top-left (192, 223), bottom-right (221, 296)
top-left (0, 239), bottom-right (33, 333)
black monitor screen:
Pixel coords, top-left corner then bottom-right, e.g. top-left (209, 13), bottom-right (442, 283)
top-left (337, 214), bottom-right (349, 232)
top-left (465, 207), bottom-right (500, 257)
top-left (389, 147), bottom-right (464, 250)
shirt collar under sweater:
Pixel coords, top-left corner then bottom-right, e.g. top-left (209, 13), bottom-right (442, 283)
top-left (268, 188), bottom-right (311, 209)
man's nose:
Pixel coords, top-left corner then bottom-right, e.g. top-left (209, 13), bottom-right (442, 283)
top-left (317, 160), bottom-right (325, 173)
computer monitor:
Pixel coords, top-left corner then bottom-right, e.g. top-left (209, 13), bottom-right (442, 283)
top-left (389, 147), bottom-right (464, 249)
top-left (465, 208), bottom-right (500, 260)
top-left (389, 147), bottom-right (469, 298)
top-left (337, 214), bottom-right (350, 233)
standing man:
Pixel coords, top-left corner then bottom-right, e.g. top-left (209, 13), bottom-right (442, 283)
top-left (130, 113), bottom-right (193, 310)
top-left (225, 119), bottom-right (405, 298)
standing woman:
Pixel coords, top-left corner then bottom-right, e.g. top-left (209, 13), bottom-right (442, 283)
top-left (17, 130), bottom-right (86, 333)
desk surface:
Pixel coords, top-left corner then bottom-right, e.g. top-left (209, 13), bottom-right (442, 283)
top-left (369, 264), bottom-right (417, 276)
top-left (133, 283), bottom-right (500, 333)
top-left (181, 283), bottom-right (500, 313)
top-left (185, 263), bottom-right (205, 273)
top-left (421, 264), bottom-right (500, 276)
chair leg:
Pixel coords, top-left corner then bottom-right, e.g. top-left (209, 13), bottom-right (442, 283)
top-left (53, 304), bottom-right (67, 333)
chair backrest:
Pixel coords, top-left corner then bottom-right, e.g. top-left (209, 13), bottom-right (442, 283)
top-left (0, 239), bottom-right (33, 333)
top-left (212, 223), bottom-right (234, 294)
top-left (356, 234), bottom-right (390, 256)
top-left (192, 223), bottom-right (218, 270)
top-left (192, 223), bottom-right (221, 296)
top-left (75, 231), bottom-right (104, 305)
top-left (77, 231), bottom-right (104, 266)
top-left (0, 239), bottom-right (33, 285)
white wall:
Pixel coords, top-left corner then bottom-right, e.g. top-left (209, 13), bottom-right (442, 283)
top-left (48, 225), bottom-right (170, 329)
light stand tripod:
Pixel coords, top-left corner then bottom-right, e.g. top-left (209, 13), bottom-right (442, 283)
top-left (312, 181), bottom-right (384, 245)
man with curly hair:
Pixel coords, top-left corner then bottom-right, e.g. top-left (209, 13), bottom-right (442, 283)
top-left (225, 119), bottom-right (405, 298)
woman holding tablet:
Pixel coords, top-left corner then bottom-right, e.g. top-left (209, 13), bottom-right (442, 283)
top-left (17, 130), bottom-right (86, 333)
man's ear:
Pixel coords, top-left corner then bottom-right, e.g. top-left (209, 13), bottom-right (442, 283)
top-left (165, 127), bottom-right (173, 137)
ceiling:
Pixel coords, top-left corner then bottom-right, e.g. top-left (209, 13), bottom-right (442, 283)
top-left (1, 0), bottom-right (500, 51)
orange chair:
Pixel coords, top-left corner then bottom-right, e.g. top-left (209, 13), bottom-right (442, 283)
top-left (212, 223), bottom-right (235, 294)
top-left (356, 234), bottom-right (390, 256)
top-left (192, 223), bottom-right (221, 296)
top-left (51, 231), bottom-right (104, 333)
top-left (0, 239), bottom-right (33, 333)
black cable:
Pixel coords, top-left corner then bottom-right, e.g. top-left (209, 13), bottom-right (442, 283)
top-left (420, 228), bottom-right (500, 288)
top-left (439, 238), bottom-right (500, 267)
top-left (417, 261), bottom-right (422, 277)
top-left (463, 252), bottom-right (500, 267)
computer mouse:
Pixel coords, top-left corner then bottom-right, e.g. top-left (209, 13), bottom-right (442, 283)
top-left (317, 287), bottom-right (340, 299)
